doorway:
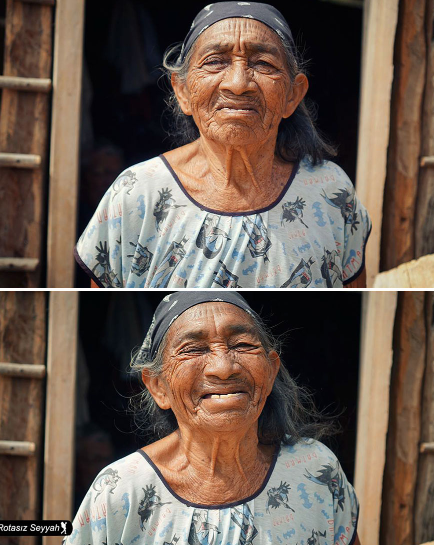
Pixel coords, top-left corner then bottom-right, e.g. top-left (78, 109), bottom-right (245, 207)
top-left (75, 0), bottom-right (364, 286)
top-left (75, 291), bottom-right (362, 509)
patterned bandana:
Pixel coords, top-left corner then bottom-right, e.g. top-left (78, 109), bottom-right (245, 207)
top-left (178, 1), bottom-right (296, 64)
top-left (137, 292), bottom-right (257, 362)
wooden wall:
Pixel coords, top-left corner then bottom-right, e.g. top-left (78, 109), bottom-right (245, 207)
top-left (0, 1), bottom-right (53, 288)
top-left (414, 295), bottom-right (434, 544)
top-left (381, 293), bottom-right (428, 545)
top-left (356, 292), bottom-right (434, 545)
top-left (0, 292), bottom-right (47, 545)
top-left (380, 0), bottom-right (434, 272)
top-left (357, 0), bottom-right (434, 284)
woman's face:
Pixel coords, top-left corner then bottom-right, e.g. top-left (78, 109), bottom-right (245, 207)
top-left (149, 303), bottom-right (280, 435)
top-left (173, 18), bottom-right (308, 148)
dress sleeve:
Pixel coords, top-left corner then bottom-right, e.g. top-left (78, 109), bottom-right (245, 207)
top-left (75, 175), bottom-right (128, 288)
top-left (341, 184), bottom-right (372, 286)
top-left (64, 488), bottom-right (107, 545)
top-left (333, 459), bottom-right (360, 545)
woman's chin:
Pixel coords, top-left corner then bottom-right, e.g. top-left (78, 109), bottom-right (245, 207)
top-left (194, 400), bottom-right (257, 432)
top-left (205, 124), bottom-right (264, 148)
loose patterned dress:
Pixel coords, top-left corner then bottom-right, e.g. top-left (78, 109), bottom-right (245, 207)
top-left (75, 156), bottom-right (371, 288)
top-left (67, 439), bottom-right (359, 545)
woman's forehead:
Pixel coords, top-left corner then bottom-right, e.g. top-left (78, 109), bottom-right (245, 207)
top-left (193, 18), bottom-right (285, 56)
top-left (166, 302), bottom-right (257, 340)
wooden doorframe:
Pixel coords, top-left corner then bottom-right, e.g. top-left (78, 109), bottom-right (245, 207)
top-left (356, 0), bottom-right (400, 286)
top-left (46, 0), bottom-right (85, 288)
top-left (42, 292), bottom-right (79, 545)
top-left (43, 0), bottom-right (402, 288)
top-left (354, 291), bottom-right (398, 545)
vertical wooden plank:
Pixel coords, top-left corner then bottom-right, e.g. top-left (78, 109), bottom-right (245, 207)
top-left (380, 292), bottom-right (427, 545)
top-left (381, 0), bottom-right (428, 270)
top-left (46, 0), bottom-right (85, 288)
top-left (0, 292), bottom-right (46, 545)
top-left (355, 0), bottom-right (399, 286)
top-left (354, 291), bottom-right (397, 545)
top-left (415, 0), bottom-right (434, 258)
top-left (414, 293), bottom-right (434, 544)
top-left (43, 292), bottom-right (79, 545)
top-left (0, 0), bottom-right (53, 288)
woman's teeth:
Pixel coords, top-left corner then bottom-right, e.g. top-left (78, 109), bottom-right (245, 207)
top-left (209, 392), bottom-right (241, 399)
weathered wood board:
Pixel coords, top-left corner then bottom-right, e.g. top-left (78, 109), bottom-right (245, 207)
top-left (0, 0), bottom-right (53, 287)
top-left (46, 0), bottom-right (85, 287)
top-left (355, 0), bottom-right (399, 286)
top-left (380, 292), bottom-right (427, 545)
top-left (381, 0), bottom-right (428, 270)
top-left (42, 292), bottom-right (79, 545)
top-left (414, 294), bottom-right (434, 544)
top-left (373, 253), bottom-right (434, 287)
top-left (0, 292), bottom-right (46, 545)
top-left (415, 0), bottom-right (434, 258)
top-left (354, 291), bottom-right (398, 545)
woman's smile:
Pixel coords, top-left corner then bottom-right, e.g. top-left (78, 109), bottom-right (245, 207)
top-left (199, 391), bottom-right (250, 412)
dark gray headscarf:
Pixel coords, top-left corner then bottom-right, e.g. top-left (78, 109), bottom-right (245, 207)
top-left (137, 292), bottom-right (258, 362)
top-left (178, 2), bottom-right (296, 64)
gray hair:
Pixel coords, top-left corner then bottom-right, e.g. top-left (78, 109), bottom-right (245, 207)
top-left (161, 32), bottom-right (336, 166)
top-left (130, 310), bottom-right (339, 445)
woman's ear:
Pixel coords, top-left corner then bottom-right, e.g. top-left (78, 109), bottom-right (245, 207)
top-left (142, 369), bottom-right (171, 410)
top-left (283, 73), bottom-right (309, 119)
top-left (171, 73), bottom-right (192, 116)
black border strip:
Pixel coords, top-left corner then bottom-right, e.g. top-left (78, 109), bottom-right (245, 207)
top-left (136, 445), bottom-right (280, 509)
top-left (159, 154), bottom-right (300, 217)
top-left (342, 223), bottom-right (373, 286)
top-left (74, 246), bottom-right (105, 288)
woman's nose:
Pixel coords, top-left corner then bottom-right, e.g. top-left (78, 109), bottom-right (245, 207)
top-left (203, 350), bottom-right (240, 380)
top-left (220, 61), bottom-right (254, 95)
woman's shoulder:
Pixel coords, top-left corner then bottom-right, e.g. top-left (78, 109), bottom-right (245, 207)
top-left (83, 450), bottom-right (157, 503)
top-left (296, 158), bottom-right (355, 191)
top-left (278, 438), bottom-right (342, 469)
top-left (162, 140), bottom-right (201, 168)
top-left (112, 155), bottom-right (172, 189)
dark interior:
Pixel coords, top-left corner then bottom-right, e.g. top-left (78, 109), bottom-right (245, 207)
top-left (75, 291), bottom-right (362, 510)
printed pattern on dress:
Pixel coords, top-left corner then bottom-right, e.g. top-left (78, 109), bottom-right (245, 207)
top-left (76, 157), bottom-right (372, 288)
top-left (196, 213), bottom-right (231, 259)
top-left (67, 440), bottom-right (359, 545)
top-left (138, 485), bottom-right (172, 531)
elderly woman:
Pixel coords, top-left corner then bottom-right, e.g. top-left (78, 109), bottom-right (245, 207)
top-left (68, 292), bottom-right (361, 545)
top-left (75, 2), bottom-right (371, 289)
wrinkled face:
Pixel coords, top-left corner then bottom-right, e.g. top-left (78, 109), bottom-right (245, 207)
top-left (173, 18), bottom-right (308, 148)
top-left (150, 303), bottom-right (280, 434)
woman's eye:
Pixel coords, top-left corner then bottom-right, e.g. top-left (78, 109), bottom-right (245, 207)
top-left (231, 343), bottom-right (257, 350)
top-left (203, 57), bottom-right (225, 66)
top-left (252, 60), bottom-right (277, 71)
top-left (180, 346), bottom-right (207, 355)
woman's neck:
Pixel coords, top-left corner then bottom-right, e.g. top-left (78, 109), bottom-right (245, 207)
top-left (143, 426), bottom-right (276, 505)
top-left (198, 136), bottom-right (278, 194)
top-left (178, 424), bottom-right (264, 480)
top-left (164, 138), bottom-right (293, 213)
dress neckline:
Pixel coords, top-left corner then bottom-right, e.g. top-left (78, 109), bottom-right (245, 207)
top-left (136, 443), bottom-right (281, 509)
top-left (159, 154), bottom-right (300, 217)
